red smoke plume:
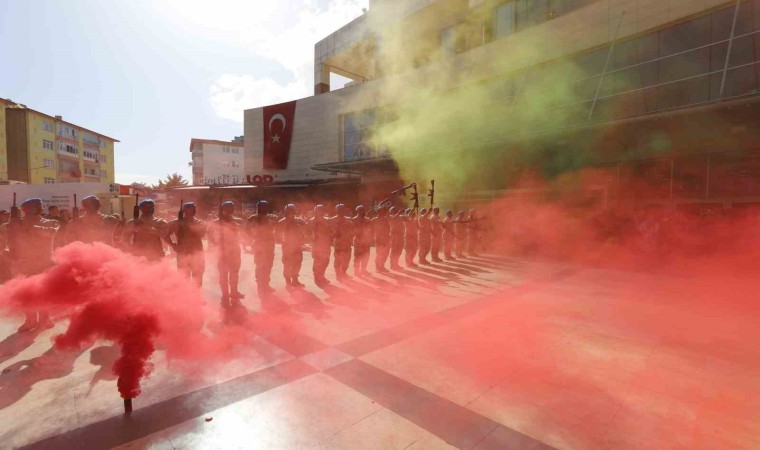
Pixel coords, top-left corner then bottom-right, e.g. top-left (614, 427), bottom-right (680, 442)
top-left (0, 243), bottom-right (247, 399)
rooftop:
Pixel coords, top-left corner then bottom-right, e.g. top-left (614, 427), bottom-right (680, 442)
top-left (189, 138), bottom-right (245, 152)
top-left (1, 97), bottom-right (120, 142)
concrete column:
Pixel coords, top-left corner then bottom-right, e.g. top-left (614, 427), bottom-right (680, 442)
top-left (314, 63), bottom-right (331, 95)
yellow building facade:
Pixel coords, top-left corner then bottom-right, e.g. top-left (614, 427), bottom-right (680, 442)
top-left (2, 99), bottom-right (117, 185)
top-left (0, 99), bottom-right (11, 182)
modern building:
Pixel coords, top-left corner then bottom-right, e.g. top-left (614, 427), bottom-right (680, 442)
top-left (189, 137), bottom-right (246, 185)
top-left (243, 0), bottom-right (760, 210)
top-left (1, 99), bottom-right (118, 185)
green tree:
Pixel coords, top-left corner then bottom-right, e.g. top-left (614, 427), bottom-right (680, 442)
top-left (153, 173), bottom-right (189, 189)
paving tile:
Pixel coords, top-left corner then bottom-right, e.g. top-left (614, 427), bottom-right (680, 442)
top-left (316, 408), bottom-right (454, 450)
top-left (300, 347), bottom-right (354, 371)
top-left (325, 359), bottom-right (548, 450)
top-left (358, 297), bottom-right (554, 406)
top-left (406, 435), bottom-right (459, 450)
top-left (259, 326), bottom-right (329, 357)
top-left (474, 425), bottom-right (555, 450)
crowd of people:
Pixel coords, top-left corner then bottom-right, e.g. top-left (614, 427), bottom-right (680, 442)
top-left (0, 195), bottom-right (486, 326)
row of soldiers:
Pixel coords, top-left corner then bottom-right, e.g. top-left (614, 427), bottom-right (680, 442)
top-left (0, 195), bottom-right (484, 314)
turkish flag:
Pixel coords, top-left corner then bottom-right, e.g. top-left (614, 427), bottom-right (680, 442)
top-left (263, 100), bottom-right (297, 169)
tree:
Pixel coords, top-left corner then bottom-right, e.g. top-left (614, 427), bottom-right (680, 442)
top-left (153, 173), bottom-right (189, 189)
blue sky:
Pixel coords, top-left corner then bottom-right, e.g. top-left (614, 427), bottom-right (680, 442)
top-left (1, 0), bottom-right (366, 185)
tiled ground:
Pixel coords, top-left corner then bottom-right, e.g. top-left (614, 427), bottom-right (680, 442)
top-left (1, 249), bottom-right (758, 449)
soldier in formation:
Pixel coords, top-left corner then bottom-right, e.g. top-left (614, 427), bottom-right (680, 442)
top-left (0, 193), bottom-right (486, 312)
top-left (128, 199), bottom-right (169, 261)
top-left (168, 202), bottom-right (207, 286)
top-left (3, 198), bottom-right (59, 331)
top-left (247, 200), bottom-right (278, 295)
top-left (67, 196), bottom-right (117, 245)
top-left (310, 205), bottom-right (332, 287)
top-left (210, 201), bottom-right (244, 307)
top-left (332, 204), bottom-right (353, 281)
top-left (280, 204), bottom-right (306, 289)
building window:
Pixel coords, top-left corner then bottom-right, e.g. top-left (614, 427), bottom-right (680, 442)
top-left (41, 121), bottom-right (54, 133)
top-left (83, 149), bottom-right (99, 160)
top-left (83, 132), bottom-right (99, 146)
top-left (42, 139), bottom-right (54, 150)
top-left (44, 177), bottom-right (56, 184)
top-left (440, 26), bottom-right (456, 58)
top-left (231, 161), bottom-right (240, 168)
top-left (342, 109), bottom-right (395, 161)
top-left (98, 154), bottom-right (107, 163)
top-left (100, 140), bottom-right (107, 148)
top-left (58, 142), bottom-right (79, 155)
top-left (43, 158), bottom-right (55, 168)
top-left (516, 0), bottom-right (549, 30)
top-left (100, 170), bottom-right (108, 178)
top-left (232, 148), bottom-right (239, 154)
top-left (84, 167), bottom-right (98, 177)
top-left (57, 124), bottom-right (77, 140)
top-left (494, 2), bottom-right (516, 39)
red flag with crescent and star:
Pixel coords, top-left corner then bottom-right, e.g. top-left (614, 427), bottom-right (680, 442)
top-left (263, 100), bottom-right (297, 169)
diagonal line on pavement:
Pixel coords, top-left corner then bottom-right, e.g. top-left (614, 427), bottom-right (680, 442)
top-left (20, 359), bottom-right (316, 450)
top-left (325, 359), bottom-right (556, 450)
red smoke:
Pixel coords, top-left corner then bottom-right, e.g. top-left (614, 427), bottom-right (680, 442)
top-left (423, 172), bottom-right (760, 448)
top-left (0, 243), bottom-right (251, 399)
top-left (483, 168), bottom-right (760, 271)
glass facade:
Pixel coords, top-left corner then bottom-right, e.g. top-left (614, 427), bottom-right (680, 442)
top-left (342, 109), bottom-right (394, 161)
top-left (494, 2), bottom-right (516, 39)
top-left (564, 0), bottom-right (760, 123)
top-left (598, 150), bottom-right (760, 202)
top-left (477, 0), bottom-right (760, 130)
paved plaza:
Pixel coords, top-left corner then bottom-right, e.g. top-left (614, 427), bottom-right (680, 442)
top-left (1, 249), bottom-right (758, 449)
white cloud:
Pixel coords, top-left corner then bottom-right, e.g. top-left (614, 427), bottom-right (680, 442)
top-left (209, 75), bottom-right (300, 123)
top-left (198, 0), bottom-right (368, 122)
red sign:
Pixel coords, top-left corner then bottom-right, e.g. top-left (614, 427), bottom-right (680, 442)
top-left (246, 174), bottom-right (274, 185)
top-left (263, 100), bottom-right (297, 169)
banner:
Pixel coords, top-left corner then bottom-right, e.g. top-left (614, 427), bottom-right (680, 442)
top-left (263, 100), bottom-right (297, 169)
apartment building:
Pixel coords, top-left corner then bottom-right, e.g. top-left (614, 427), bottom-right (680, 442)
top-left (1, 99), bottom-right (117, 185)
top-left (189, 137), bottom-right (245, 185)
top-left (0, 99), bottom-right (12, 182)
top-left (244, 0), bottom-right (760, 208)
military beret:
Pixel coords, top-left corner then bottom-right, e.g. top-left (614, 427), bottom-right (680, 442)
top-left (20, 198), bottom-right (42, 208)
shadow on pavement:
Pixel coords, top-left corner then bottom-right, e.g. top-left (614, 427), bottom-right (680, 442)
top-left (0, 328), bottom-right (44, 365)
top-left (0, 345), bottom-right (87, 409)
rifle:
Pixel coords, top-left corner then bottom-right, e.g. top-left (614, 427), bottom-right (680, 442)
top-left (131, 194), bottom-right (139, 246)
top-left (217, 196), bottom-right (224, 249)
top-left (411, 183), bottom-right (419, 213)
top-left (176, 198), bottom-right (185, 249)
top-left (428, 180), bottom-right (435, 210)
top-left (72, 194), bottom-right (79, 220)
top-left (133, 194), bottom-right (140, 222)
top-left (115, 203), bottom-right (126, 248)
top-left (8, 193), bottom-right (19, 259)
top-left (375, 182), bottom-right (418, 210)
top-left (10, 193), bottom-right (19, 221)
